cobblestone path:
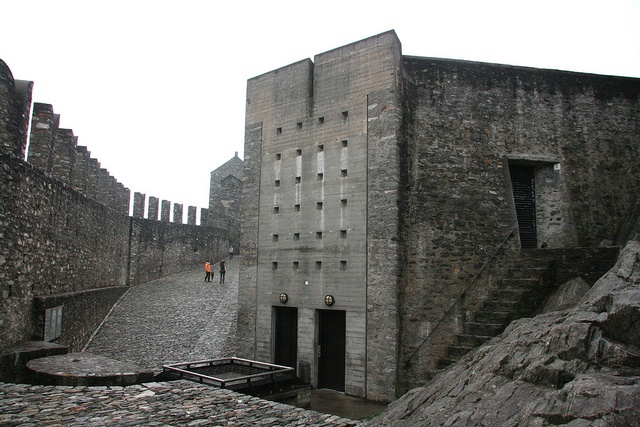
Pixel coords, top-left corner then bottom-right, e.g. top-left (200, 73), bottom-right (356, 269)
top-left (0, 259), bottom-right (364, 426)
top-left (85, 259), bottom-right (239, 371)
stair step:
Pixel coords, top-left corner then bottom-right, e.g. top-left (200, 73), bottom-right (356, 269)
top-left (447, 345), bottom-right (474, 359)
top-left (503, 266), bottom-right (547, 279)
top-left (482, 300), bottom-right (521, 312)
top-left (455, 334), bottom-right (491, 348)
top-left (489, 288), bottom-right (525, 302)
top-left (465, 321), bottom-right (505, 336)
top-left (496, 278), bottom-right (540, 290)
top-left (474, 310), bottom-right (514, 324)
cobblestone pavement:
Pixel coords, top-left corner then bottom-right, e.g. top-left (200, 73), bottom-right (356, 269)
top-left (0, 259), bottom-right (364, 426)
top-left (0, 381), bottom-right (361, 426)
top-left (85, 259), bottom-right (240, 372)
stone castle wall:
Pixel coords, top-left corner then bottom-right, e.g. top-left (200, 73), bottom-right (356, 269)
top-left (0, 59), bottom-right (231, 352)
top-left (399, 57), bottom-right (640, 389)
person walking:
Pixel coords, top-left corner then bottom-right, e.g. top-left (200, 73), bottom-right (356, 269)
top-left (219, 259), bottom-right (226, 284)
top-left (204, 261), bottom-right (212, 282)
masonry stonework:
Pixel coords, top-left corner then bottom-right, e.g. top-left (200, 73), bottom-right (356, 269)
top-left (206, 152), bottom-right (243, 241)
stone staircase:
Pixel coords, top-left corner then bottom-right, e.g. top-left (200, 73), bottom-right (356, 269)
top-left (437, 276), bottom-right (548, 369)
top-left (434, 247), bottom-right (620, 371)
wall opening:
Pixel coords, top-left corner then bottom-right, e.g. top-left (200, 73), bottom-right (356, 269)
top-left (510, 164), bottom-right (537, 248)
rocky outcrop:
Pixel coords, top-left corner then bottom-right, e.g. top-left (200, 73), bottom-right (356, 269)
top-left (370, 241), bottom-right (640, 426)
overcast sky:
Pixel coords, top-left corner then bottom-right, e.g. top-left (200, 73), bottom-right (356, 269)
top-left (1, 0), bottom-right (639, 217)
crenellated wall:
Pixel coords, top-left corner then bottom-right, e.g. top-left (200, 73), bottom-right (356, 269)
top-left (27, 102), bottom-right (131, 215)
top-left (0, 59), bottom-right (231, 352)
top-left (0, 60), bottom-right (32, 158)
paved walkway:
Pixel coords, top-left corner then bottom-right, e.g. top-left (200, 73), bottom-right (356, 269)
top-left (85, 259), bottom-right (239, 372)
top-left (0, 259), bottom-right (365, 426)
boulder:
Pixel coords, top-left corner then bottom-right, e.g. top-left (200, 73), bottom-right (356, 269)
top-left (369, 241), bottom-right (640, 426)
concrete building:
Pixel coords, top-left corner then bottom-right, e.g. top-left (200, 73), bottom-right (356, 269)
top-left (237, 31), bottom-right (640, 401)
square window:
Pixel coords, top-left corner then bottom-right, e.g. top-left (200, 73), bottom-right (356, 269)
top-left (297, 122), bottom-right (302, 129)
top-left (295, 176), bottom-right (301, 184)
top-left (295, 204), bottom-right (300, 212)
top-left (275, 179), bottom-right (280, 187)
top-left (273, 206), bottom-right (280, 214)
top-left (296, 149), bottom-right (302, 156)
top-left (340, 261), bottom-right (347, 270)
top-left (272, 262), bottom-right (278, 270)
top-left (316, 232), bottom-right (322, 239)
top-left (341, 199), bottom-right (347, 208)
top-left (340, 229), bottom-right (347, 238)
top-left (317, 173), bottom-right (324, 181)
top-left (315, 261), bottom-right (322, 270)
top-left (293, 261), bottom-right (299, 270)
top-left (317, 144), bottom-right (324, 152)
top-left (318, 117), bottom-right (325, 124)
top-left (276, 127), bottom-right (282, 135)
top-left (342, 111), bottom-right (349, 121)
top-left (294, 233), bottom-right (300, 241)
top-left (316, 202), bottom-right (323, 210)
top-left (276, 153), bottom-right (281, 160)
top-left (272, 234), bottom-right (279, 242)
top-left (341, 139), bottom-right (348, 148)
top-left (341, 169), bottom-right (347, 177)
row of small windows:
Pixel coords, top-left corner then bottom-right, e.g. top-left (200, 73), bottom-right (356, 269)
top-left (274, 140), bottom-right (348, 161)
top-left (272, 260), bottom-right (348, 270)
top-left (275, 169), bottom-right (347, 187)
top-left (275, 111), bottom-right (349, 135)
top-left (272, 230), bottom-right (348, 241)
top-left (273, 199), bottom-right (347, 214)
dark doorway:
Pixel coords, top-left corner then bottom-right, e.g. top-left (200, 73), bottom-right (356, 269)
top-left (318, 310), bottom-right (346, 391)
top-left (510, 165), bottom-right (537, 248)
top-left (274, 306), bottom-right (298, 370)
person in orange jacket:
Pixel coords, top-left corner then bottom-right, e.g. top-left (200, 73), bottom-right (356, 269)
top-left (204, 262), bottom-right (212, 282)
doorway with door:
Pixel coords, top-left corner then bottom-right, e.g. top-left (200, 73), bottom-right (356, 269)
top-left (317, 309), bottom-right (346, 392)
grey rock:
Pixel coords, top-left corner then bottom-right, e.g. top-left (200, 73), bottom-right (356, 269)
top-left (542, 277), bottom-right (591, 313)
top-left (369, 240), bottom-right (640, 426)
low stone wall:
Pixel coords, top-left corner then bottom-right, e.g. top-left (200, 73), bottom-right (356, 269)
top-left (33, 287), bottom-right (129, 352)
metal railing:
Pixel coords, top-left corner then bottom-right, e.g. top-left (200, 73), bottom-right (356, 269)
top-left (162, 357), bottom-right (295, 389)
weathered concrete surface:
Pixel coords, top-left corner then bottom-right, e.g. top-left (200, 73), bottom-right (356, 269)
top-left (369, 240), bottom-right (640, 426)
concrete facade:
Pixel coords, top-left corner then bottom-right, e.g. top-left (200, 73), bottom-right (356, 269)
top-left (237, 31), bottom-right (640, 401)
top-left (239, 31), bottom-right (402, 401)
